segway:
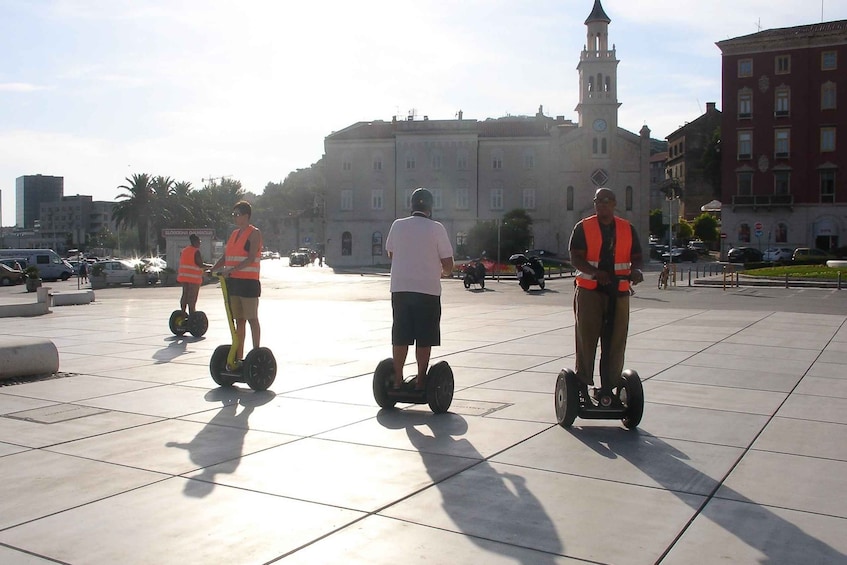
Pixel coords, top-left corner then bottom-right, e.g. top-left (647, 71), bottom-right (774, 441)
top-left (372, 358), bottom-right (454, 413)
top-left (168, 310), bottom-right (208, 337)
top-left (209, 274), bottom-right (277, 391)
top-left (554, 276), bottom-right (644, 429)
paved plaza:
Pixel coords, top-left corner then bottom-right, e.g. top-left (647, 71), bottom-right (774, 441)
top-left (1, 263), bottom-right (846, 564)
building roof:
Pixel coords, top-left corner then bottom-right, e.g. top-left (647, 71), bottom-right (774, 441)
top-left (326, 115), bottom-right (564, 142)
top-left (716, 20), bottom-right (847, 52)
top-left (584, 0), bottom-right (611, 25)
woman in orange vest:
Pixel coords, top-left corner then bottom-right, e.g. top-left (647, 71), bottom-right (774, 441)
top-left (177, 234), bottom-right (209, 316)
top-left (569, 187), bottom-right (644, 403)
top-left (211, 200), bottom-right (263, 366)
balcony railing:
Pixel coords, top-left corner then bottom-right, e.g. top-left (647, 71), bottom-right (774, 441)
top-left (731, 194), bottom-right (794, 210)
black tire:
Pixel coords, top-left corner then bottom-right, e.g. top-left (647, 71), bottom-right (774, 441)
top-left (187, 311), bottom-right (208, 337)
top-left (210, 344), bottom-right (236, 387)
top-left (480, 278), bottom-right (485, 289)
top-left (244, 347), bottom-right (277, 391)
top-left (463, 275), bottom-right (471, 289)
top-left (373, 358), bottom-right (396, 409)
top-left (620, 369), bottom-right (644, 429)
top-left (60, 272), bottom-right (70, 281)
top-left (555, 369), bottom-right (579, 428)
top-left (520, 279), bottom-right (530, 291)
top-left (426, 361), bottom-right (454, 413)
top-left (539, 278), bottom-right (545, 290)
top-left (0, 276), bottom-right (11, 286)
top-left (169, 310), bottom-right (187, 336)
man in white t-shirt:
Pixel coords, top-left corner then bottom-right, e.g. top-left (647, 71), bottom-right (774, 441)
top-left (385, 187), bottom-right (454, 390)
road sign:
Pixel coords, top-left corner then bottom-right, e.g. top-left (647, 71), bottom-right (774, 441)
top-left (754, 221), bottom-right (763, 231)
top-left (755, 229), bottom-right (763, 238)
top-left (720, 232), bottom-right (727, 239)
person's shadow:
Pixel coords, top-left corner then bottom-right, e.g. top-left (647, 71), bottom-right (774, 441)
top-left (377, 410), bottom-right (562, 564)
top-left (570, 427), bottom-right (845, 563)
top-left (153, 335), bottom-right (205, 364)
top-left (166, 387), bottom-right (275, 497)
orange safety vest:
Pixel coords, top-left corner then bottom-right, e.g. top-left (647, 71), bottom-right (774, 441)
top-left (575, 215), bottom-right (633, 292)
top-left (224, 225), bottom-right (261, 280)
top-left (177, 246), bottom-right (203, 284)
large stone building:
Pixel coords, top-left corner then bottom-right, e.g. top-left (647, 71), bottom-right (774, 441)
top-left (323, 0), bottom-right (651, 266)
top-left (16, 174), bottom-right (63, 229)
top-left (717, 20), bottom-right (847, 252)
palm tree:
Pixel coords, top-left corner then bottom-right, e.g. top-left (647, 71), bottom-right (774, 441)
top-left (170, 181), bottom-right (196, 228)
top-left (113, 173), bottom-right (153, 255)
top-left (150, 175), bottom-right (175, 252)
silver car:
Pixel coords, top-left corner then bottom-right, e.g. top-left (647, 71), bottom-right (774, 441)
top-left (763, 247), bottom-right (794, 262)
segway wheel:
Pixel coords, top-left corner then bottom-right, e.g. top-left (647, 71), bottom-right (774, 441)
top-left (480, 277), bottom-right (485, 289)
top-left (373, 358), bottom-right (397, 409)
top-left (210, 345), bottom-right (236, 387)
top-left (187, 311), bottom-right (208, 337)
top-left (539, 278), bottom-right (546, 290)
top-left (169, 310), bottom-right (187, 336)
top-left (555, 369), bottom-right (580, 428)
top-left (244, 347), bottom-right (277, 391)
top-left (426, 361), bottom-right (454, 414)
top-left (619, 369), bottom-right (644, 429)
top-left (463, 275), bottom-right (471, 289)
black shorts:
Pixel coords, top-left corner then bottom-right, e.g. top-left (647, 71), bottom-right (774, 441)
top-left (391, 292), bottom-right (441, 347)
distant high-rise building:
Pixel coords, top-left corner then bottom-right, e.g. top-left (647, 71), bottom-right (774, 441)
top-left (16, 174), bottom-right (64, 229)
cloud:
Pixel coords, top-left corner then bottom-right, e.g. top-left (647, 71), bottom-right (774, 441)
top-left (0, 82), bottom-right (50, 92)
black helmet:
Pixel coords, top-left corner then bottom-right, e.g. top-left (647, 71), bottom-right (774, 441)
top-left (411, 187), bottom-right (433, 213)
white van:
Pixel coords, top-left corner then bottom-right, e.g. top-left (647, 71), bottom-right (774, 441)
top-left (0, 249), bottom-right (74, 281)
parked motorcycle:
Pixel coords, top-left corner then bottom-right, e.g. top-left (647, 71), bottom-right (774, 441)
top-left (462, 259), bottom-right (486, 289)
top-left (509, 253), bottom-right (545, 291)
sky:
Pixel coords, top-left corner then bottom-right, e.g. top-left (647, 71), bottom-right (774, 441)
top-left (2, 0), bottom-right (846, 227)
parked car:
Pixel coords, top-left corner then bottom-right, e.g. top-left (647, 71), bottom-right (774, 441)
top-left (0, 263), bottom-right (25, 286)
top-left (792, 248), bottom-right (832, 262)
top-left (727, 247), bottom-right (764, 263)
top-left (763, 247), bottom-right (794, 263)
top-left (687, 240), bottom-right (709, 256)
top-left (662, 247), bottom-right (699, 263)
top-left (93, 260), bottom-right (157, 285)
top-left (289, 252), bottom-right (310, 267)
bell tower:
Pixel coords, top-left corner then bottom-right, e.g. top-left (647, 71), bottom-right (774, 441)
top-left (575, 0), bottom-right (620, 136)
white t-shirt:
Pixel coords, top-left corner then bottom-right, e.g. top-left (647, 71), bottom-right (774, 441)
top-left (386, 214), bottom-right (454, 296)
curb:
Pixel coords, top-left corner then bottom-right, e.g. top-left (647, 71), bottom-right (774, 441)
top-left (0, 337), bottom-right (59, 380)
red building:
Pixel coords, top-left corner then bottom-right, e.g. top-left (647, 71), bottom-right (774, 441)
top-left (717, 21), bottom-right (846, 251)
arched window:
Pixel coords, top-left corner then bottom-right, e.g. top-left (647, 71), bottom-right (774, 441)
top-left (738, 223), bottom-right (750, 243)
top-left (341, 231), bottom-right (352, 256)
top-left (625, 186), bottom-right (633, 211)
top-left (371, 231), bottom-right (383, 256)
top-left (588, 76), bottom-right (594, 93)
top-left (775, 222), bottom-right (788, 243)
top-left (604, 76), bottom-right (611, 92)
top-left (601, 138), bottom-right (608, 154)
top-left (592, 138), bottom-right (598, 154)
top-left (567, 186), bottom-right (574, 211)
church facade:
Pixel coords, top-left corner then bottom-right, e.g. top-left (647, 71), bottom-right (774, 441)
top-left (323, 0), bottom-right (651, 266)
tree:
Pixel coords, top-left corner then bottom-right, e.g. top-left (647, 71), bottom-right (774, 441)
top-left (150, 175), bottom-right (175, 253)
top-left (113, 173), bottom-right (153, 255)
top-left (649, 209), bottom-right (666, 238)
top-left (465, 209), bottom-right (534, 261)
top-left (692, 212), bottom-right (720, 243)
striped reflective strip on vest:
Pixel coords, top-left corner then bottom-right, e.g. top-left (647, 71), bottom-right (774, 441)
top-left (177, 246), bottom-right (203, 284)
top-left (574, 215), bottom-right (633, 292)
top-left (224, 225), bottom-right (260, 280)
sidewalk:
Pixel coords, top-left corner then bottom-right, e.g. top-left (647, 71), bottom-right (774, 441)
top-left (0, 277), bottom-right (845, 564)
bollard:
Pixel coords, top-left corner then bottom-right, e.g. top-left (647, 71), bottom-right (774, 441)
top-left (838, 271), bottom-right (842, 290)
top-left (688, 270), bottom-right (691, 286)
top-left (785, 273), bottom-right (789, 289)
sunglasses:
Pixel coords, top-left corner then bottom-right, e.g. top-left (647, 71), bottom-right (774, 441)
top-left (593, 198), bottom-right (616, 205)
top-left (231, 212), bottom-right (243, 217)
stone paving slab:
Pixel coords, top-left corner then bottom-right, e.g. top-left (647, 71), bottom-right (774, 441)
top-left (0, 273), bottom-right (845, 563)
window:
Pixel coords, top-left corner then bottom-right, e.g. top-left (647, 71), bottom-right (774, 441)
top-left (821, 127), bottom-right (836, 152)
top-left (341, 189), bottom-right (353, 211)
top-left (775, 88), bottom-right (790, 117)
top-left (738, 223), bottom-right (751, 243)
top-left (625, 186), bottom-right (633, 211)
top-left (457, 149), bottom-right (468, 170)
top-left (592, 138), bottom-right (599, 155)
top-left (775, 223), bottom-right (788, 243)
top-left (820, 171), bottom-right (835, 203)
top-left (342, 159), bottom-right (352, 171)
top-left (738, 58), bottom-right (753, 77)
top-left (456, 187), bottom-right (469, 210)
top-left (775, 54), bottom-right (790, 74)
top-left (775, 129), bottom-right (790, 157)
top-left (372, 232), bottom-right (383, 257)
top-left (522, 188), bottom-right (536, 210)
top-left (523, 151), bottom-right (535, 169)
top-left (738, 90), bottom-right (752, 118)
top-left (431, 154), bottom-right (442, 171)
top-left (567, 186), bottom-right (574, 211)
top-left (774, 172), bottom-right (790, 195)
top-left (738, 172), bottom-right (753, 195)
top-left (822, 51), bottom-right (837, 70)
top-left (405, 155), bottom-right (416, 170)
top-left (822, 83), bottom-right (837, 110)
top-left (432, 188), bottom-right (443, 210)
top-left (492, 152), bottom-right (503, 170)
top-left (490, 188), bottom-right (503, 210)
top-left (341, 232), bottom-right (352, 256)
top-left (738, 131), bottom-right (752, 159)
top-left (373, 157), bottom-right (382, 171)
top-left (601, 138), bottom-right (608, 154)
top-left (371, 189), bottom-right (383, 210)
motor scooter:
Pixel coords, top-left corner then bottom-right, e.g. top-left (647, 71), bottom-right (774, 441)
top-left (509, 253), bottom-right (545, 291)
top-left (462, 259), bottom-right (486, 289)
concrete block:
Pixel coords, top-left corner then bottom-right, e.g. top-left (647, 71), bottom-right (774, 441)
top-left (0, 337), bottom-right (59, 379)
